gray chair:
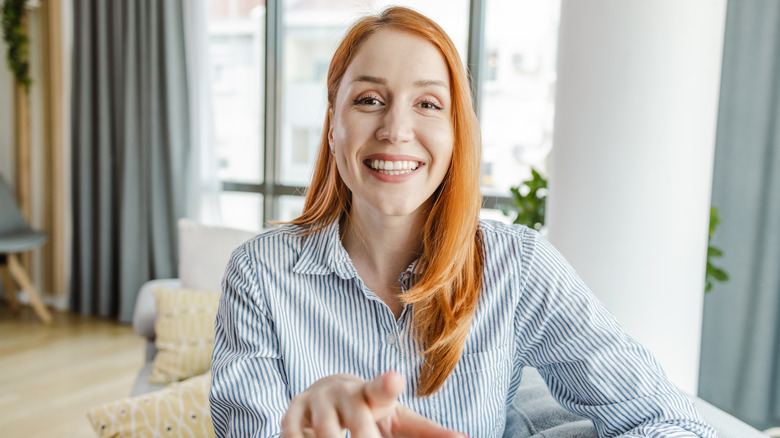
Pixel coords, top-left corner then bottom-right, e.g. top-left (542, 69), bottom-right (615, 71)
top-left (0, 176), bottom-right (52, 324)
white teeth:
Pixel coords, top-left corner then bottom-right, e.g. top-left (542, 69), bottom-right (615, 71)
top-left (369, 160), bottom-right (420, 172)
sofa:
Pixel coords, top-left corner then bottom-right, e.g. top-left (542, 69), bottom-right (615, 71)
top-left (122, 219), bottom-right (766, 438)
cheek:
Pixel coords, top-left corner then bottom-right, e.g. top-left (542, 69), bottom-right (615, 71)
top-left (332, 112), bottom-right (366, 149)
top-left (433, 131), bottom-right (455, 170)
top-left (437, 136), bottom-right (455, 184)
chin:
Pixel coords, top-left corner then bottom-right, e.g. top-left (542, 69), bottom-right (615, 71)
top-left (379, 200), bottom-right (432, 219)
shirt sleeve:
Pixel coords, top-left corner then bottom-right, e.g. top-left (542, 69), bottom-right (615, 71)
top-left (210, 243), bottom-right (288, 438)
top-left (513, 230), bottom-right (717, 438)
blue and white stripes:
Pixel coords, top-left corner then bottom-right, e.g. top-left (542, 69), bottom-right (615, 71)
top-left (210, 219), bottom-right (716, 437)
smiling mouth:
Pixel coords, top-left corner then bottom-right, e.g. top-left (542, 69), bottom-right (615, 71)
top-left (364, 159), bottom-right (422, 176)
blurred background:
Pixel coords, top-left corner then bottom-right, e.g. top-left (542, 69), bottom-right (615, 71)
top-left (1, 0), bottom-right (779, 435)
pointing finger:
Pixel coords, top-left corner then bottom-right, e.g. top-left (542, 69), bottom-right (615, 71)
top-left (364, 371), bottom-right (405, 409)
top-left (281, 395), bottom-right (308, 438)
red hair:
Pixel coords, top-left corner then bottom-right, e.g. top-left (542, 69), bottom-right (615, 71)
top-left (288, 6), bottom-right (483, 396)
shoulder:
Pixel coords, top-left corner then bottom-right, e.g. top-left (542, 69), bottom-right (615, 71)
top-left (478, 219), bottom-right (541, 254)
top-left (223, 224), bottom-right (319, 297)
top-left (477, 219), bottom-right (560, 288)
top-left (235, 224), bottom-right (308, 253)
top-left (478, 220), bottom-right (574, 270)
top-left (228, 223), bottom-right (314, 269)
top-left (478, 218), bottom-right (530, 238)
top-left (476, 219), bottom-right (540, 282)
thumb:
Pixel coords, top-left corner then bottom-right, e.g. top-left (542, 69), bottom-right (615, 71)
top-left (392, 406), bottom-right (467, 438)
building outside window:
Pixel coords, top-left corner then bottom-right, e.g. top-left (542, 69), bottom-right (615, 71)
top-left (206, 0), bottom-right (560, 229)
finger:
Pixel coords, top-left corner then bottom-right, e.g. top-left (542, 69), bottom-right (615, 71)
top-left (391, 406), bottom-right (466, 438)
top-left (281, 396), bottom-right (308, 438)
top-left (339, 401), bottom-right (382, 438)
top-left (309, 392), bottom-right (345, 438)
top-left (364, 371), bottom-right (405, 409)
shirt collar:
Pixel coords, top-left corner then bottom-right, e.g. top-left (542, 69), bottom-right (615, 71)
top-left (291, 217), bottom-right (422, 288)
top-left (292, 218), bottom-right (358, 280)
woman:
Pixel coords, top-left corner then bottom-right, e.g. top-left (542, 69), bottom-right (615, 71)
top-left (210, 7), bottom-right (716, 438)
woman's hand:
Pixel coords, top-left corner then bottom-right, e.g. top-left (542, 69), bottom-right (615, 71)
top-left (280, 371), bottom-right (465, 438)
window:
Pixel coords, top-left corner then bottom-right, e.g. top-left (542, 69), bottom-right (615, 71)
top-left (207, 0), bottom-right (266, 224)
top-left (278, 0), bottom-right (469, 188)
top-left (479, 0), bottom-right (560, 199)
top-left (206, 0), bottom-right (560, 228)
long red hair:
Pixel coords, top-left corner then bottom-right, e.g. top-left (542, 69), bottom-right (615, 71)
top-left (288, 6), bottom-right (483, 396)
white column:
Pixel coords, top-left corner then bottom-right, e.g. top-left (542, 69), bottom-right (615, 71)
top-left (547, 0), bottom-right (727, 395)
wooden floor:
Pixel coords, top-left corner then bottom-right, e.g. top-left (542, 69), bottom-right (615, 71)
top-left (0, 302), bottom-right (144, 438)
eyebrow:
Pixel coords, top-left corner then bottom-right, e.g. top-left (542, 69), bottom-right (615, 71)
top-left (414, 79), bottom-right (448, 89)
top-left (352, 75), bottom-right (448, 89)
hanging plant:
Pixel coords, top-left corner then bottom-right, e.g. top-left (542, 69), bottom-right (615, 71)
top-left (1, 0), bottom-right (32, 91)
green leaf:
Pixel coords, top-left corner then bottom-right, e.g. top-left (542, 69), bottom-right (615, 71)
top-left (1, 0), bottom-right (32, 91)
top-left (708, 207), bottom-right (720, 237)
top-left (707, 246), bottom-right (723, 258)
top-left (710, 266), bottom-right (729, 282)
top-left (704, 205), bottom-right (728, 293)
top-left (506, 168), bottom-right (548, 230)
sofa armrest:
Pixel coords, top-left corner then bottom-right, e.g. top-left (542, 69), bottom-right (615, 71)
top-left (132, 278), bottom-right (182, 340)
top-left (694, 396), bottom-right (767, 438)
top-left (504, 367), bottom-right (766, 438)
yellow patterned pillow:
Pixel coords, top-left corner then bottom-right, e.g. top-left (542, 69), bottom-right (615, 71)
top-left (87, 372), bottom-right (214, 438)
top-left (150, 288), bottom-right (220, 384)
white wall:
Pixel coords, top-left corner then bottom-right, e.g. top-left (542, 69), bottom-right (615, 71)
top-left (547, 0), bottom-right (727, 395)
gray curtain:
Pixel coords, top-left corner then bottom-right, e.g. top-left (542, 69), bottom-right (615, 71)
top-left (698, 0), bottom-right (780, 431)
top-left (71, 0), bottom-right (191, 322)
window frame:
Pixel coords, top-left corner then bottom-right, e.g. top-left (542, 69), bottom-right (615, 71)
top-left (220, 0), bottom-right (511, 227)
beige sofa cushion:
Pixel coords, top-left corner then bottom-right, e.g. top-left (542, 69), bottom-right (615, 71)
top-left (149, 288), bottom-right (220, 384)
top-left (178, 218), bottom-right (257, 292)
top-left (87, 372), bottom-right (213, 438)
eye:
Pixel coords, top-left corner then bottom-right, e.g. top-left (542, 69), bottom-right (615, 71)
top-left (354, 95), bottom-right (383, 106)
top-left (419, 99), bottom-right (444, 111)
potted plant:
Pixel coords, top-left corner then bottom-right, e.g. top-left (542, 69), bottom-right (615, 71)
top-left (504, 169), bottom-right (728, 292)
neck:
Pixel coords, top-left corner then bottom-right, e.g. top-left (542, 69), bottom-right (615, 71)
top-left (339, 204), bottom-right (431, 320)
top-left (341, 207), bottom-right (426, 277)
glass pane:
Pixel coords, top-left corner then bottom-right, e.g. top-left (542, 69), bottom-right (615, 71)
top-left (207, 0), bottom-right (265, 184)
top-left (479, 0), bottom-right (560, 197)
top-left (479, 208), bottom-right (515, 225)
top-left (277, 195), bottom-right (306, 222)
top-left (219, 191), bottom-right (264, 232)
top-left (279, 0), bottom-right (470, 187)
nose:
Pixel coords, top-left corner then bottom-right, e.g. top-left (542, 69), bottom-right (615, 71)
top-left (376, 105), bottom-right (414, 143)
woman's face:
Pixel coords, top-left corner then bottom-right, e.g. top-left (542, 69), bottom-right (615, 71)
top-left (329, 28), bottom-right (454, 223)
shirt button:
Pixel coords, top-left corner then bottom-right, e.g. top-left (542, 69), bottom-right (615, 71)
top-left (385, 333), bottom-right (397, 345)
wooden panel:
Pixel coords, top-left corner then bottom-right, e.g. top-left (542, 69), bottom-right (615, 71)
top-left (40, 0), bottom-right (67, 295)
top-left (14, 73), bottom-right (31, 221)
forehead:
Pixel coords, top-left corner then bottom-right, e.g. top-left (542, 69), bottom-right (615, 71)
top-left (342, 28), bottom-right (451, 87)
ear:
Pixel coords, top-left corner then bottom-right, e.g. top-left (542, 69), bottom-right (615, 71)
top-left (327, 108), bottom-right (335, 146)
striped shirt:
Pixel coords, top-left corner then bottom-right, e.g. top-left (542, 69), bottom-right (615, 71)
top-left (210, 218), bottom-right (716, 438)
